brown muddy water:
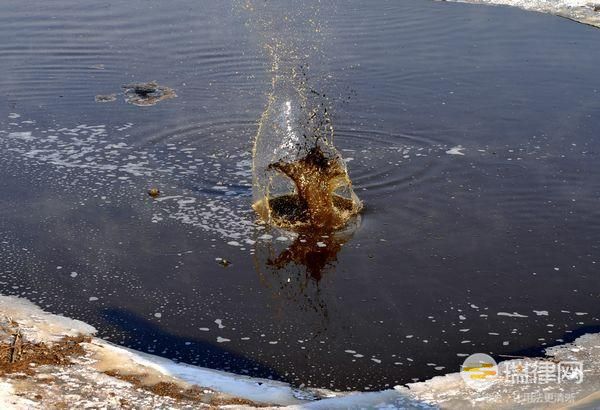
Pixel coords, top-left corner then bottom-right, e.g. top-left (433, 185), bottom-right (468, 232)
top-left (0, 0), bottom-right (599, 392)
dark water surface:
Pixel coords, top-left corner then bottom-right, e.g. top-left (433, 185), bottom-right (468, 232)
top-left (1, 0), bottom-right (599, 391)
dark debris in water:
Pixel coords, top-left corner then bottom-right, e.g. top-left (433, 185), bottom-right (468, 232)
top-left (216, 258), bottom-right (231, 267)
top-left (147, 188), bottom-right (160, 198)
top-left (122, 81), bottom-right (177, 106)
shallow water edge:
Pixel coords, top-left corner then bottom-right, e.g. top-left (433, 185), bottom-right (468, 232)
top-left (438, 0), bottom-right (600, 28)
top-left (0, 293), bottom-right (597, 409)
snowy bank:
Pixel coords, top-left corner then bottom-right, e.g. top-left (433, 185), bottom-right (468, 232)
top-left (438, 0), bottom-right (600, 28)
top-left (0, 295), bottom-right (317, 408)
top-left (0, 294), bottom-right (598, 409)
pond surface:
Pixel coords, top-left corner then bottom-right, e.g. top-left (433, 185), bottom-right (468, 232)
top-left (0, 0), bottom-right (599, 391)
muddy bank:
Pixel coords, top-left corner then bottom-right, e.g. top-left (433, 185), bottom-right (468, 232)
top-left (0, 295), bottom-right (305, 409)
top-left (0, 294), bottom-right (598, 409)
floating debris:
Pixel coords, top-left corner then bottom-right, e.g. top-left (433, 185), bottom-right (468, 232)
top-left (94, 94), bottom-right (116, 103)
top-left (148, 188), bottom-right (160, 198)
top-left (122, 81), bottom-right (177, 106)
top-left (215, 257), bottom-right (231, 267)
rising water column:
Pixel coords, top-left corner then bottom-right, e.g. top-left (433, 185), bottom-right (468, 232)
top-left (252, 59), bottom-right (362, 231)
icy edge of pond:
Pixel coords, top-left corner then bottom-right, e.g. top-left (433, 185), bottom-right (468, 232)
top-left (437, 0), bottom-right (600, 28)
top-left (0, 294), bottom-right (311, 407)
top-left (90, 340), bottom-right (309, 406)
top-left (0, 294), bottom-right (96, 344)
top-left (0, 294), bottom-right (598, 409)
top-left (403, 333), bottom-right (600, 409)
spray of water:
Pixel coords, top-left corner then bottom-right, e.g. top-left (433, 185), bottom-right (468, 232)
top-left (241, 1), bottom-right (362, 231)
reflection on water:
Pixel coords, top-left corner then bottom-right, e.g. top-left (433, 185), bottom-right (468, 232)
top-left (253, 218), bottom-right (359, 330)
top-left (268, 231), bottom-right (347, 281)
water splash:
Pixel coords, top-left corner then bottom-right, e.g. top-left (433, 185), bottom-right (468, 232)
top-left (245, 2), bottom-right (362, 231)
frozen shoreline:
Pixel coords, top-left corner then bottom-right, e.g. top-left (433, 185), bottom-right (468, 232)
top-left (438, 0), bottom-right (600, 28)
top-left (0, 294), bottom-right (598, 408)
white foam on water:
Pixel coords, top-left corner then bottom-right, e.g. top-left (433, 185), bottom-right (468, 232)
top-left (497, 311), bottom-right (529, 318)
top-left (7, 131), bottom-right (34, 141)
top-left (0, 118), bottom-right (257, 246)
top-left (446, 145), bottom-right (465, 155)
top-left (2, 116), bottom-right (550, 254)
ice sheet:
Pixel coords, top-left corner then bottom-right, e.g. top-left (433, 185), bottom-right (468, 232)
top-left (438, 0), bottom-right (600, 28)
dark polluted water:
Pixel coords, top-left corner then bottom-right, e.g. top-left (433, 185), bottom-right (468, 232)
top-left (0, 0), bottom-right (599, 392)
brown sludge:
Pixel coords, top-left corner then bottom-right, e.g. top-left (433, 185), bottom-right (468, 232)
top-left (255, 146), bottom-right (361, 231)
top-left (104, 370), bottom-right (261, 407)
top-left (0, 334), bottom-right (89, 376)
top-left (0, 318), bottom-right (264, 407)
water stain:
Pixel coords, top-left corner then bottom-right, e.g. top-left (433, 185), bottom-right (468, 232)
top-left (253, 218), bottom-right (359, 328)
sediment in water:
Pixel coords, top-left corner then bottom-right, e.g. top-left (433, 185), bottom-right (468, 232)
top-left (253, 145), bottom-right (361, 231)
top-left (251, 70), bottom-right (361, 231)
top-left (122, 81), bottom-right (177, 106)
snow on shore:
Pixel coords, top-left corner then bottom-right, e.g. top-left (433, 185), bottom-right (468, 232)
top-left (438, 0), bottom-right (600, 28)
top-left (0, 295), bottom-right (312, 408)
top-left (405, 332), bottom-right (600, 409)
top-left (0, 294), bottom-right (598, 409)
top-left (89, 341), bottom-right (308, 406)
